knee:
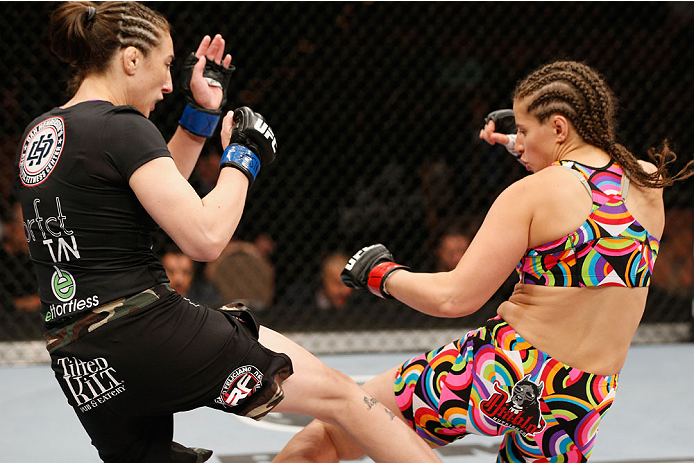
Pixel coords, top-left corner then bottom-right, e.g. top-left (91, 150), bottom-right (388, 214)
top-left (322, 367), bottom-right (361, 400)
top-left (290, 420), bottom-right (364, 462)
top-left (308, 367), bottom-right (363, 420)
top-left (276, 421), bottom-right (340, 463)
top-left (324, 423), bottom-right (365, 461)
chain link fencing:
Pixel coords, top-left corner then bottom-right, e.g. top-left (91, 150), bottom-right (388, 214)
top-left (1, 2), bottom-right (693, 363)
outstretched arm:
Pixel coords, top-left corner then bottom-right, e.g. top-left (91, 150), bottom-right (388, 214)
top-left (385, 179), bottom-right (533, 317)
top-left (342, 177), bottom-right (537, 318)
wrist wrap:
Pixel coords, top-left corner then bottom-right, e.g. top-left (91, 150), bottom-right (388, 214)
top-left (179, 104), bottom-right (221, 138)
top-left (367, 261), bottom-right (410, 299)
top-left (220, 145), bottom-right (261, 186)
top-left (504, 133), bottom-right (521, 158)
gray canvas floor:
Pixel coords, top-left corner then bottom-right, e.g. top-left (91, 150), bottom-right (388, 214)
top-left (1, 343), bottom-right (693, 462)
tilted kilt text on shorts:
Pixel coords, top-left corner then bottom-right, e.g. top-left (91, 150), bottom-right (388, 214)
top-left (394, 316), bottom-right (618, 462)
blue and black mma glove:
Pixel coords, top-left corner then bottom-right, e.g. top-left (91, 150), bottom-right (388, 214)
top-left (220, 107), bottom-right (278, 187)
top-left (341, 244), bottom-right (410, 299)
top-left (179, 53), bottom-right (235, 137)
top-left (484, 109), bottom-right (521, 161)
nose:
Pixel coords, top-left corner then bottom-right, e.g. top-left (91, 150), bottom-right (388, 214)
top-left (163, 72), bottom-right (173, 94)
top-left (514, 136), bottom-right (525, 154)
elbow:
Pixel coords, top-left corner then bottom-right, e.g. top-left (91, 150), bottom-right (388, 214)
top-left (414, 273), bottom-right (481, 318)
top-left (435, 299), bottom-right (477, 318)
top-left (178, 233), bottom-right (228, 262)
top-left (189, 246), bottom-right (224, 263)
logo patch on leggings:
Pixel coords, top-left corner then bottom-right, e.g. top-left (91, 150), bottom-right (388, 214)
top-left (215, 365), bottom-right (263, 408)
top-left (480, 375), bottom-right (546, 436)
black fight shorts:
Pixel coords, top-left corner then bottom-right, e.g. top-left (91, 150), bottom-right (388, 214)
top-left (45, 284), bottom-right (293, 463)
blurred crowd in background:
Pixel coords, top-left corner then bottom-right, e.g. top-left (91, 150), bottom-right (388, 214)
top-left (1, 2), bottom-right (692, 345)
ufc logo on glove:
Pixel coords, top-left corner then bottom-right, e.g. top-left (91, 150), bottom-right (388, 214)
top-left (254, 119), bottom-right (277, 154)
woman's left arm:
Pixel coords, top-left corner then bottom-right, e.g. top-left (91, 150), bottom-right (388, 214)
top-left (168, 34), bottom-right (232, 178)
top-left (385, 178), bottom-right (536, 318)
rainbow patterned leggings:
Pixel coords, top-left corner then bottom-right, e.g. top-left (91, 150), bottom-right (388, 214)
top-left (394, 316), bottom-right (618, 462)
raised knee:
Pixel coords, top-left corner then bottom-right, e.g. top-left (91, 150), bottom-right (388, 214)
top-left (320, 367), bottom-right (360, 399)
top-left (309, 368), bottom-right (364, 419)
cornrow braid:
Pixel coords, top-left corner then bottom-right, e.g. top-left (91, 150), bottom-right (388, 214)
top-left (115, 3), bottom-right (169, 54)
top-left (50, 1), bottom-right (170, 95)
top-left (562, 63), bottom-right (616, 142)
top-left (513, 60), bottom-right (694, 188)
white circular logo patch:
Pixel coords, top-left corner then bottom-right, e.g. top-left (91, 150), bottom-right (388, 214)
top-left (51, 266), bottom-right (76, 302)
top-left (19, 117), bottom-right (65, 187)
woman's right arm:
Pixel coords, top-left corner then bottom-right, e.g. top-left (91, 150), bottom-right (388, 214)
top-left (384, 176), bottom-right (539, 318)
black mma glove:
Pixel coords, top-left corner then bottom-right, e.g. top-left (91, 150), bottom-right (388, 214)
top-left (341, 244), bottom-right (410, 299)
top-left (484, 109), bottom-right (521, 160)
top-left (178, 53), bottom-right (236, 137)
top-left (220, 107), bottom-right (278, 187)
top-left (485, 109), bottom-right (516, 134)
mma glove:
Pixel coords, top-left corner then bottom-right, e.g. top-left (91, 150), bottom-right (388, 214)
top-left (341, 244), bottom-right (410, 299)
top-left (178, 53), bottom-right (235, 137)
top-left (484, 109), bottom-right (521, 160)
top-left (220, 107), bottom-right (278, 187)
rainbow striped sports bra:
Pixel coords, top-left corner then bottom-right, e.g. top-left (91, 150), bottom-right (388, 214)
top-left (516, 160), bottom-right (660, 287)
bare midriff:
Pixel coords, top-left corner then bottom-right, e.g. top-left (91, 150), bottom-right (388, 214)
top-left (497, 283), bottom-right (648, 376)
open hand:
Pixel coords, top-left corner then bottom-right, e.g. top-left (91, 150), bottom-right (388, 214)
top-left (190, 34), bottom-right (233, 110)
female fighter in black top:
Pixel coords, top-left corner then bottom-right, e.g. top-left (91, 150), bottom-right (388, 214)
top-left (16, 2), bottom-right (441, 462)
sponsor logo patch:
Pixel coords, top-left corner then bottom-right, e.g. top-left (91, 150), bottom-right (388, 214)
top-left (56, 356), bottom-right (126, 413)
top-left (51, 266), bottom-right (75, 302)
top-left (45, 266), bottom-right (99, 322)
top-left (19, 117), bottom-right (65, 187)
top-left (215, 365), bottom-right (263, 408)
top-left (480, 374), bottom-right (546, 436)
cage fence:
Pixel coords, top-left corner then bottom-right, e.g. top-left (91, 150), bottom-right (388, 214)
top-left (1, 2), bottom-right (692, 364)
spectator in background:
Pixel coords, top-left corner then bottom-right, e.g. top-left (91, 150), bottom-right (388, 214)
top-left (274, 251), bottom-right (376, 331)
top-left (422, 220), bottom-right (514, 326)
top-left (205, 238), bottom-right (276, 310)
top-left (0, 200), bottom-right (42, 340)
top-left (315, 252), bottom-right (357, 310)
top-left (433, 222), bottom-right (473, 272)
top-left (0, 87), bottom-right (24, 200)
top-left (252, 232), bottom-right (276, 261)
top-left (189, 144), bottom-right (223, 197)
top-left (649, 207), bottom-right (693, 322)
top-left (160, 243), bottom-right (223, 308)
top-left (280, 251), bottom-right (372, 312)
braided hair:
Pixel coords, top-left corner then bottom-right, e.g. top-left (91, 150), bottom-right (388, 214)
top-left (49, 1), bottom-right (170, 96)
top-left (513, 61), bottom-right (694, 188)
